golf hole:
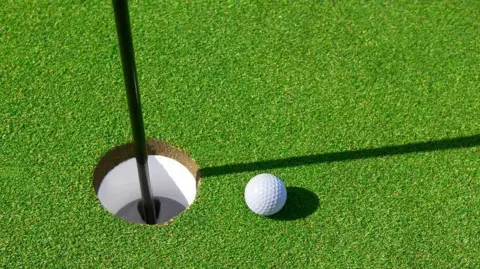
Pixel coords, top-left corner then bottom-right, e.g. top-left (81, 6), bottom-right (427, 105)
top-left (93, 140), bottom-right (200, 225)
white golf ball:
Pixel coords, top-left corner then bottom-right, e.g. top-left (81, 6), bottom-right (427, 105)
top-left (244, 173), bottom-right (287, 216)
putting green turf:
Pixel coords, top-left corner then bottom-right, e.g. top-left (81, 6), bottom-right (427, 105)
top-left (1, 0), bottom-right (479, 267)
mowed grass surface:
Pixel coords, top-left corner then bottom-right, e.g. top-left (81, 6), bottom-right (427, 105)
top-left (1, 0), bottom-right (479, 267)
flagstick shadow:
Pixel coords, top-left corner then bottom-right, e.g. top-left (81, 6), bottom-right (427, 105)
top-left (200, 135), bottom-right (479, 177)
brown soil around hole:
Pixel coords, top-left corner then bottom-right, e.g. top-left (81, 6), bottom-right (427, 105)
top-left (93, 140), bottom-right (200, 194)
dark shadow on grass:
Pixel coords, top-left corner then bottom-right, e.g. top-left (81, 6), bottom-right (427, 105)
top-left (268, 187), bottom-right (319, 221)
top-left (200, 135), bottom-right (479, 177)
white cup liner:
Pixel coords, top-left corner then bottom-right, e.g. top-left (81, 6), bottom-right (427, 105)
top-left (97, 155), bottom-right (197, 224)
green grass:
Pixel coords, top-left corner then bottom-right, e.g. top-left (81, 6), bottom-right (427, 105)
top-left (1, 0), bottom-right (479, 267)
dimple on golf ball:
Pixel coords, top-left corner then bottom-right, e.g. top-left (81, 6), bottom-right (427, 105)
top-left (244, 173), bottom-right (287, 216)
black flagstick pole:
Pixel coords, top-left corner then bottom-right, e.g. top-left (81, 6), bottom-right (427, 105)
top-left (112, 0), bottom-right (159, 224)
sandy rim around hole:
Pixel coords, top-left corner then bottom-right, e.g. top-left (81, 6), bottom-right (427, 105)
top-left (92, 139), bottom-right (201, 226)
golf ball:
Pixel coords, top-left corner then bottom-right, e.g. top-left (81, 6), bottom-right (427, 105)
top-left (244, 173), bottom-right (287, 216)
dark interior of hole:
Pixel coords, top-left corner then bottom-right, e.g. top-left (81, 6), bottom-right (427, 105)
top-left (137, 198), bottom-right (161, 223)
top-left (116, 197), bottom-right (188, 224)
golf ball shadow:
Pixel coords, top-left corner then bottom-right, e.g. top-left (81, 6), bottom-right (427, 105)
top-left (268, 187), bottom-right (319, 221)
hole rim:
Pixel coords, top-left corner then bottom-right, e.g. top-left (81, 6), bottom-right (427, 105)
top-left (92, 139), bottom-right (201, 226)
